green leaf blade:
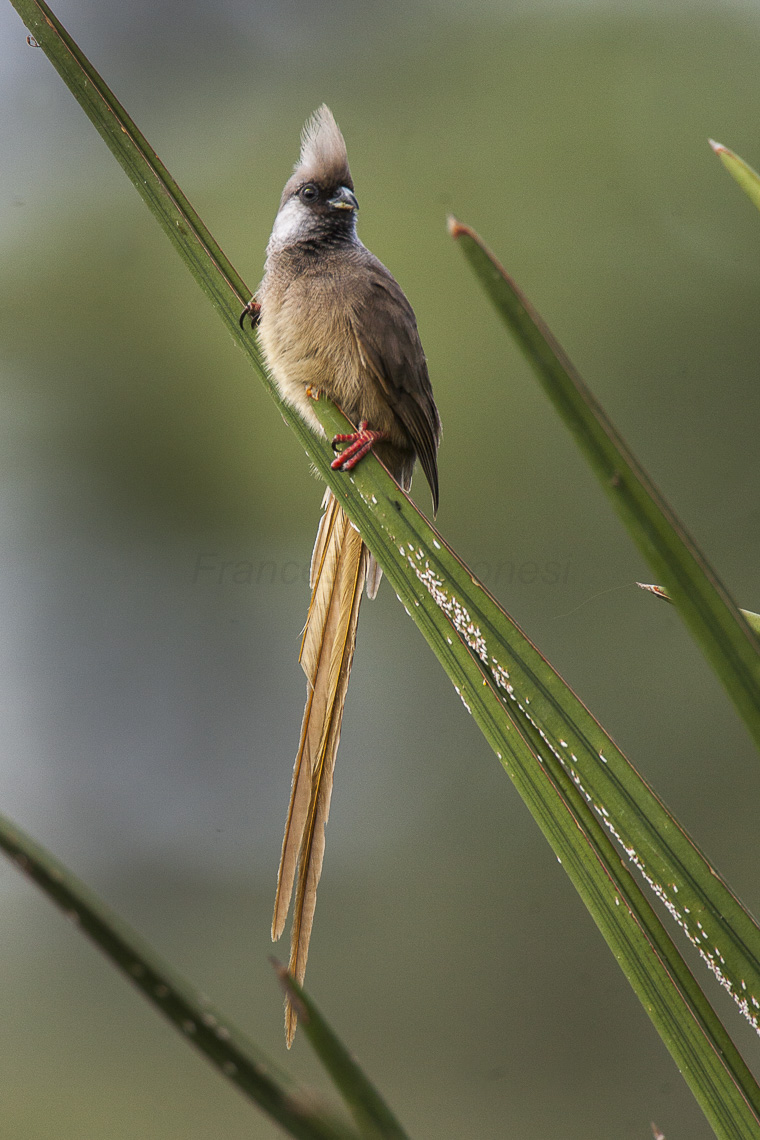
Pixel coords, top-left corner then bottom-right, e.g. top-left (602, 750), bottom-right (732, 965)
top-left (449, 218), bottom-right (760, 754)
top-left (15, 0), bottom-right (254, 343)
top-left (0, 813), bottom-right (361, 1140)
top-left (274, 964), bottom-right (411, 1140)
top-left (308, 396), bottom-right (760, 1138)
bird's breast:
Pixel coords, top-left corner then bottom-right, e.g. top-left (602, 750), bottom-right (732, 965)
top-left (258, 263), bottom-right (372, 431)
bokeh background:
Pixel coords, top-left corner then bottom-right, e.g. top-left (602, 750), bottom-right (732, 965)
top-left (2, 0), bottom-right (760, 1136)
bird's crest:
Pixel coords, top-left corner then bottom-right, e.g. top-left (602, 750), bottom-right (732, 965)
top-left (291, 104), bottom-right (353, 191)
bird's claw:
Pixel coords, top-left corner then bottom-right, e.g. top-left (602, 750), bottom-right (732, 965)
top-left (239, 298), bottom-right (261, 330)
top-left (331, 421), bottom-right (385, 471)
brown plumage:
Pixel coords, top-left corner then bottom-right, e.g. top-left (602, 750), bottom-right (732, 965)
top-left (254, 105), bottom-right (440, 1045)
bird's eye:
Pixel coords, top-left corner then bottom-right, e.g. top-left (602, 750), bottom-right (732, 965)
top-left (300, 184), bottom-right (318, 202)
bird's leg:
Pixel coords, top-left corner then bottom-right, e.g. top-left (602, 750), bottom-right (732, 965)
top-left (238, 298), bottom-right (261, 330)
top-left (331, 420), bottom-right (386, 471)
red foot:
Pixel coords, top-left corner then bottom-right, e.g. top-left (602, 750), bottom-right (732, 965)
top-left (239, 298), bottom-right (261, 330)
top-left (331, 421), bottom-right (386, 471)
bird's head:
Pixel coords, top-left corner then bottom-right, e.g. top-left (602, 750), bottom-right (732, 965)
top-left (269, 105), bottom-right (359, 250)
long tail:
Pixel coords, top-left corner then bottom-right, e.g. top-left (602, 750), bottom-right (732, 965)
top-left (272, 489), bottom-right (368, 1046)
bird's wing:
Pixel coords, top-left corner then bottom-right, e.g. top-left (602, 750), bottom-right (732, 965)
top-left (352, 267), bottom-right (441, 512)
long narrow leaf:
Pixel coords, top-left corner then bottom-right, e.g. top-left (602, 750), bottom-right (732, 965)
top-left (444, 218), bottom-right (760, 1052)
top-left (274, 964), bottom-right (411, 1140)
top-left (0, 813), bottom-right (360, 1140)
top-left (8, 1), bottom-right (760, 1135)
top-left (307, 392), bottom-right (760, 1139)
top-left (449, 220), bottom-right (760, 753)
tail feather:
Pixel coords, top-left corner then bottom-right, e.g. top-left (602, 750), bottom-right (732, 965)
top-left (272, 490), bottom-right (367, 1046)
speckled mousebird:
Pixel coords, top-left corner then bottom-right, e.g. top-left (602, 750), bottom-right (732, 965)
top-left (241, 105), bottom-right (440, 1045)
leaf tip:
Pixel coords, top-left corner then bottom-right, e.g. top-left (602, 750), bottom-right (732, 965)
top-left (708, 138), bottom-right (740, 165)
top-left (447, 214), bottom-right (470, 240)
top-left (636, 582), bottom-right (672, 603)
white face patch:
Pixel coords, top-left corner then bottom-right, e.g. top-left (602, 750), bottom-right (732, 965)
top-left (268, 196), bottom-right (312, 251)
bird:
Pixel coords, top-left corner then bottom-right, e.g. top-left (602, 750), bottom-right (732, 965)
top-left (244, 105), bottom-right (440, 1046)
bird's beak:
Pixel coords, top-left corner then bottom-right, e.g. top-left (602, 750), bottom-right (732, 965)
top-left (328, 186), bottom-right (358, 211)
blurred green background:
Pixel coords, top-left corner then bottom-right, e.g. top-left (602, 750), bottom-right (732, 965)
top-left (2, 0), bottom-right (760, 1136)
